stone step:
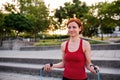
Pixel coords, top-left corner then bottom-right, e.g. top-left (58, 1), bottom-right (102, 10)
top-left (0, 72), bottom-right (61, 80)
top-left (0, 57), bottom-right (119, 68)
top-left (0, 62), bottom-right (120, 80)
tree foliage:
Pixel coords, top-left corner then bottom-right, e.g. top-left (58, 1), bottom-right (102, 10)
top-left (85, 0), bottom-right (120, 40)
top-left (54, 0), bottom-right (89, 23)
top-left (2, 0), bottom-right (50, 40)
top-left (0, 12), bottom-right (4, 33)
top-left (0, 12), bottom-right (5, 46)
top-left (16, 0), bottom-right (50, 31)
top-left (83, 14), bottom-right (99, 37)
top-left (95, 0), bottom-right (120, 35)
top-left (1, 0), bottom-right (120, 39)
top-left (16, 0), bottom-right (50, 40)
top-left (4, 12), bottom-right (32, 37)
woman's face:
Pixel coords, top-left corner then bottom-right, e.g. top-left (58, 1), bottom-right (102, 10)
top-left (67, 21), bottom-right (81, 37)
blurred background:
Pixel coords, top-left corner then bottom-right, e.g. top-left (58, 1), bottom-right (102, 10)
top-left (0, 1), bottom-right (120, 80)
top-left (0, 0), bottom-right (120, 49)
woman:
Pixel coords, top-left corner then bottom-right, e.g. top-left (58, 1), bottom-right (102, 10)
top-left (43, 18), bottom-right (99, 80)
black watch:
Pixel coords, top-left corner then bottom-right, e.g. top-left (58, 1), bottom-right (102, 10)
top-left (50, 63), bottom-right (53, 67)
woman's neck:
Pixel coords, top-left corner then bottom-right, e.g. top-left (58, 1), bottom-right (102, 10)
top-left (69, 36), bottom-right (80, 42)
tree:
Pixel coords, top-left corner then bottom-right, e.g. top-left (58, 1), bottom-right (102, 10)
top-left (16, 0), bottom-right (50, 41)
top-left (0, 12), bottom-right (5, 46)
top-left (91, 0), bottom-right (119, 40)
top-left (103, 0), bottom-right (120, 26)
top-left (55, 0), bottom-right (89, 22)
top-left (2, 0), bottom-right (50, 41)
top-left (4, 12), bottom-right (33, 37)
top-left (83, 14), bottom-right (99, 38)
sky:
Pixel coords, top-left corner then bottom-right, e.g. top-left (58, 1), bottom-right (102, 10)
top-left (44, 0), bottom-right (115, 10)
top-left (0, 0), bottom-right (115, 11)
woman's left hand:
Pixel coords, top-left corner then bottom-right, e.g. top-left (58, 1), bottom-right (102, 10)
top-left (90, 65), bottom-right (99, 74)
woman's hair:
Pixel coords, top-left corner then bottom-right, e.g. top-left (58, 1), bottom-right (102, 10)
top-left (67, 18), bottom-right (83, 34)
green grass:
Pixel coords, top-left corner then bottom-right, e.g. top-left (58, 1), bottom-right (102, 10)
top-left (34, 38), bottom-right (109, 46)
top-left (88, 39), bottom-right (109, 44)
top-left (34, 39), bottom-right (62, 46)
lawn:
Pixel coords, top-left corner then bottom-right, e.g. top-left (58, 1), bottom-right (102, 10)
top-left (34, 39), bottom-right (62, 46)
top-left (34, 38), bottom-right (109, 46)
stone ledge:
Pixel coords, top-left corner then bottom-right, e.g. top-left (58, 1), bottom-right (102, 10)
top-left (19, 44), bottom-right (120, 51)
top-left (0, 47), bottom-right (12, 50)
top-left (91, 44), bottom-right (120, 50)
top-left (1, 43), bottom-right (120, 50)
top-left (20, 46), bottom-right (60, 51)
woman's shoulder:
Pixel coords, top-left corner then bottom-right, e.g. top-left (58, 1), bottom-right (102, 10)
top-left (82, 39), bottom-right (90, 47)
top-left (81, 39), bottom-right (91, 52)
top-left (61, 40), bottom-right (68, 48)
top-left (61, 40), bottom-right (69, 51)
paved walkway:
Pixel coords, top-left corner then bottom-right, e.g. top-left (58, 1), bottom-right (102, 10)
top-left (0, 72), bottom-right (61, 80)
top-left (0, 50), bottom-right (120, 80)
top-left (0, 50), bottom-right (120, 60)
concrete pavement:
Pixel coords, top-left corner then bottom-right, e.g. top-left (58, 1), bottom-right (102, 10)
top-left (0, 49), bottom-right (120, 80)
top-left (0, 71), bottom-right (61, 80)
top-left (0, 50), bottom-right (120, 60)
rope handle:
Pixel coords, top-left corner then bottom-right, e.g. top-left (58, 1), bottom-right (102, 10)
top-left (90, 64), bottom-right (100, 80)
top-left (40, 63), bottom-right (53, 80)
top-left (90, 65), bottom-right (99, 73)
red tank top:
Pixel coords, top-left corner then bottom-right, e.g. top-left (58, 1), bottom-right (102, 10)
top-left (63, 39), bottom-right (87, 79)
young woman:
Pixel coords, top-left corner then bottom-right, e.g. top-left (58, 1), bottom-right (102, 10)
top-left (43, 18), bottom-right (99, 80)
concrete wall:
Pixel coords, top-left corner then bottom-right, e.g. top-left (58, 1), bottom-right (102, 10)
top-left (1, 40), bottom-right (33, 50)
top-left (1, 40), bottom-right (120, 50)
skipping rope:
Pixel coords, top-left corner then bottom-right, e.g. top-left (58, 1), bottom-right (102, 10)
top-left (40, 68), bottom-right (43, 80)
top-left (40, 68), bottom-right (101, 80)
top-left (97, 71), bottom-right (101, 80)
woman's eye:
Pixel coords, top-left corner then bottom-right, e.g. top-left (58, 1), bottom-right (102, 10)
top-left (68, 26), bottom-right (77, 29)
top-left (68, 26), bottom-right (71, 29)
top-left (73, 26), bottom-right (77, 29)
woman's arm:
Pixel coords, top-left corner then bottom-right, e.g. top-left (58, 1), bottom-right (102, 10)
top-left (43, 41), bottom-right (66, 71)
top-left (52, 41), bottom-right (66, 68)
top-left (83, 40), bottom-right (98, 74)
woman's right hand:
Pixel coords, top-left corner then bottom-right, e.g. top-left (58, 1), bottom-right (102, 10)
top-left (42, 63), bottom-right (53, 71)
